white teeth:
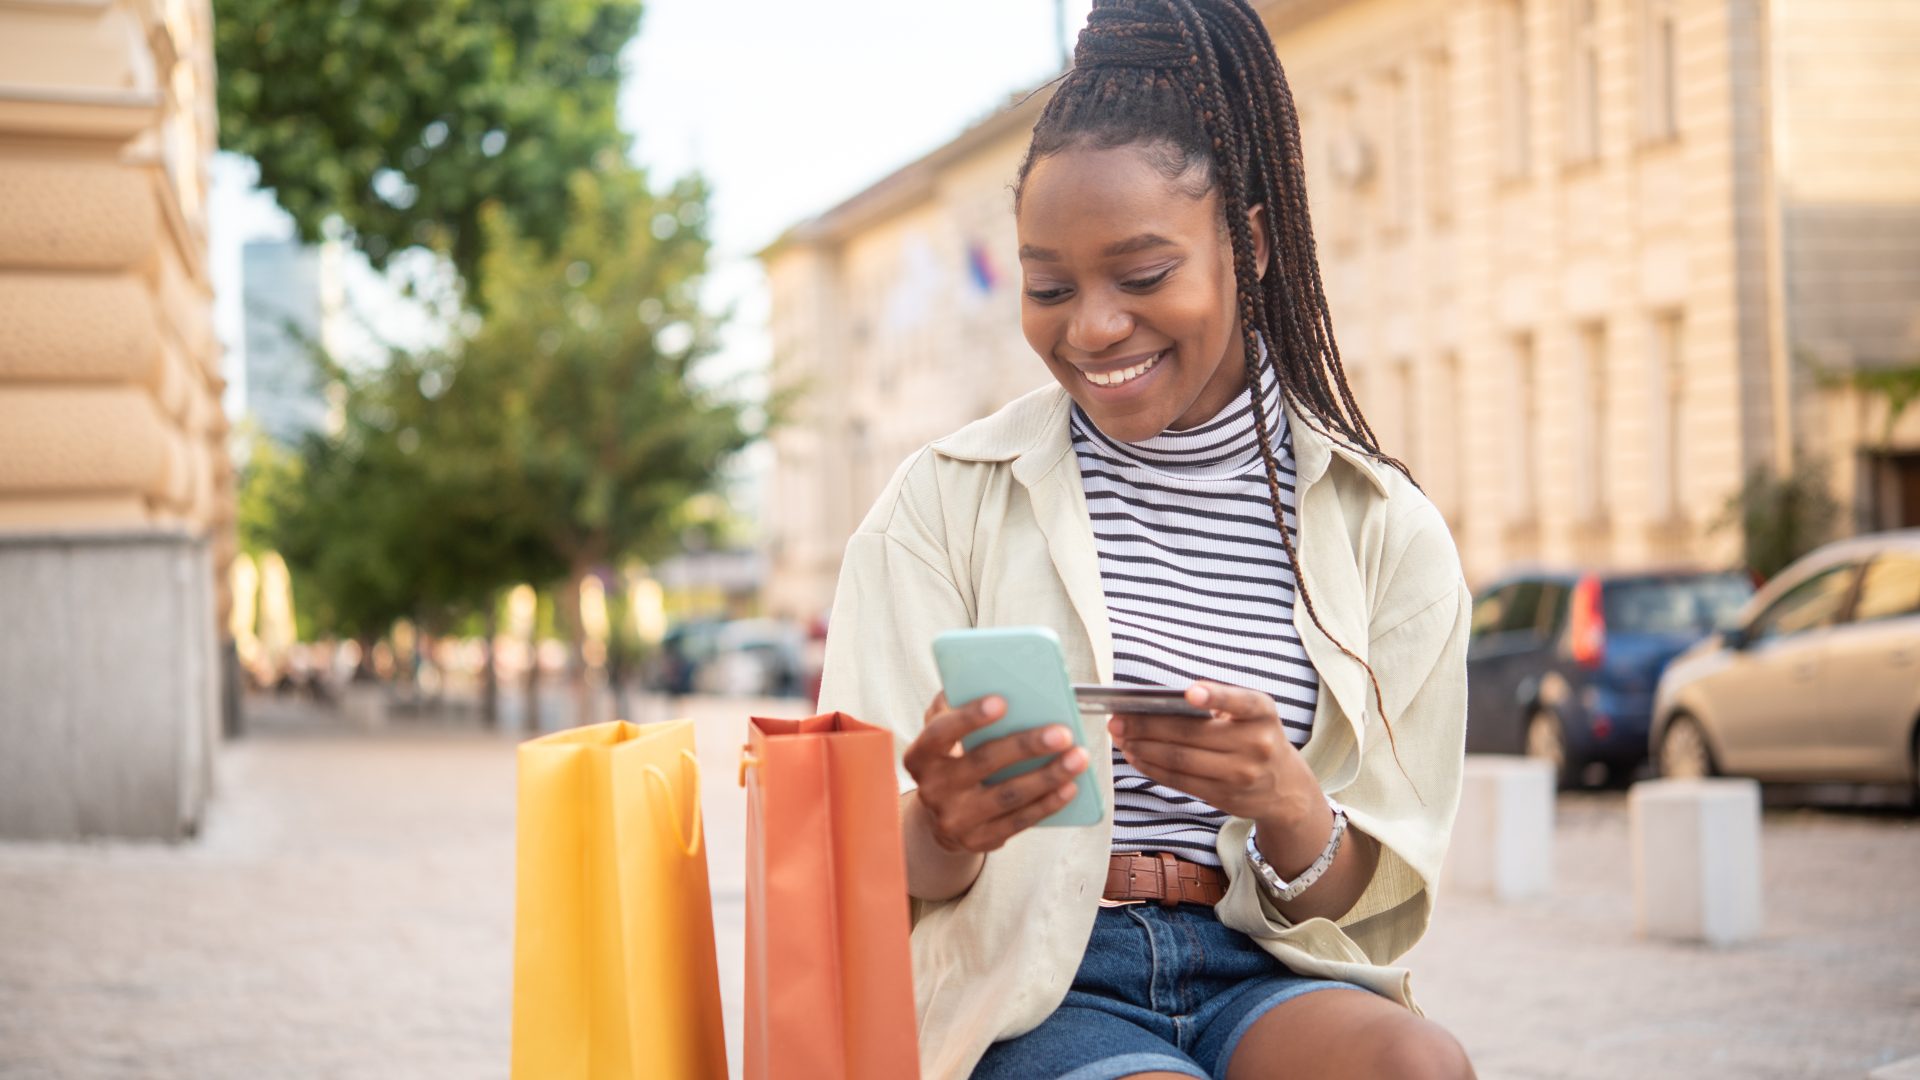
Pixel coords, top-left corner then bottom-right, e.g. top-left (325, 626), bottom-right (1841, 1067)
top-left (1084, 352), bottom-right (1162, 387)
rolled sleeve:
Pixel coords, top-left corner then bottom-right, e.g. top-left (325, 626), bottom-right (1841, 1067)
top-left (814, 453), bottom-right (974, 795)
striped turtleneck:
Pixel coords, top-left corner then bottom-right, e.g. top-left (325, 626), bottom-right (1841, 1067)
top-left (1069, 362), bottom-right (1319, 867)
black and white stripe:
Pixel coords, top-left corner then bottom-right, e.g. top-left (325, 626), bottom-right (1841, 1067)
top-left (1072, 363), bottom-right (1319, 867)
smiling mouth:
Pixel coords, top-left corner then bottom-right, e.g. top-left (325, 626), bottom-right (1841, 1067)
top-left (1080, 351), bottom-right (1165, 388)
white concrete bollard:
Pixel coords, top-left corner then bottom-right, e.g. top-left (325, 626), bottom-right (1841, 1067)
top-left (1444, 755), bottom-right (1555, 901)
top-left (1629, 778), bottom-right (1763, 946)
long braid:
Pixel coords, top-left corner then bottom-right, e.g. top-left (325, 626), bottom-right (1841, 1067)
top-left (1018, 0), bottom-right (1418, 780)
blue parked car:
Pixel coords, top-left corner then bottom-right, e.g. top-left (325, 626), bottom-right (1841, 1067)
top-left (1466, 569), bottom-right (1755, 787)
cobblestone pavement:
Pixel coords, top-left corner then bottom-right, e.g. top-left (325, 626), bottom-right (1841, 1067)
top-left (1, 695), bottom-right (1914, 1079)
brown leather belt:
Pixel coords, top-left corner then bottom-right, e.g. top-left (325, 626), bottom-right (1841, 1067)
top-left (1104, 852), bottom-right (1227, 907)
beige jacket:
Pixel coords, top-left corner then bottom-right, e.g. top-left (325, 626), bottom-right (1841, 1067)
top-left (816, 382), bottom-right (1471, 1080)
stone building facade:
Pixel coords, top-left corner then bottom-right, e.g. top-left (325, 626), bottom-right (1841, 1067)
top-left (0, 0), bottom-right (230, 839)
top-left (762, 0), bottom-right (1920, 617)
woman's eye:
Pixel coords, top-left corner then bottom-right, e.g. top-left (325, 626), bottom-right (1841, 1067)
top-left (1122, 269), bottom-right (1172, 290)
top-left (1024, 286), bottom-right (1070, 303)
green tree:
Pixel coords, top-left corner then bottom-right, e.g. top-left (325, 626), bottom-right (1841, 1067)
top-left (213, 0), bottom-right (642, 293)
top-left (1715, 456), bottom-right (1841, 582)
top-left (458, 164), bottom-right (754, 723)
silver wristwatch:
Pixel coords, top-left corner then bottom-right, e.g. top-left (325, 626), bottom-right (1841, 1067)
top-left (1245, 795), bottom-right (1348, 903)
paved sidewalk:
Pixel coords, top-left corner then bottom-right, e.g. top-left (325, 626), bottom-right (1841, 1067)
top-left (1, 695), bottom-right (1914, 1079)
top-left (1404, 792), bottom-right (1920, 1078)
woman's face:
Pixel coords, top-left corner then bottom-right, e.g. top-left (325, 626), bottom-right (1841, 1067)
top-left (1016, 142), bottom-right (1268, 443)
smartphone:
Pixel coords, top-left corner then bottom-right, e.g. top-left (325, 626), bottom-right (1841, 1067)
top-left (930, 626), bottom-right (1103, 827)
top-left (1072, 684), bottom-right (1213, 718)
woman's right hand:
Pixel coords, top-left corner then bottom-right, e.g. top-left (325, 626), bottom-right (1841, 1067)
top-left (903, 691), bottom-right (1090, 854)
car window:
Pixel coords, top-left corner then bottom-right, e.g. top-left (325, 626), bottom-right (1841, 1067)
top-left (1603, 573), bottom-right (1755, 634)
top-left (1853, 554), bottom-right (1920, 622)
top-left (1749, 563), bottom-right (1858, 641)
top-left (1497, 581), bottom-right (1545, 636)
top-left (1535, 582), bottom-right (1570, 637)
top-left (1471, 586), bottom-right (1510, 638)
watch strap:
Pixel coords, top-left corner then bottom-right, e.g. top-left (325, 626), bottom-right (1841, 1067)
top-left (1245, 795), bottom-right (1348, 903)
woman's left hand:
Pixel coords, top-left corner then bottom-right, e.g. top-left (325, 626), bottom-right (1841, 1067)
top-left (1109, 681), bottom-right (1322, 827)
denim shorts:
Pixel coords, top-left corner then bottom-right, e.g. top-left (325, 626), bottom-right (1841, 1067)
top-left (971, 904), bottom-right (1369, 1080)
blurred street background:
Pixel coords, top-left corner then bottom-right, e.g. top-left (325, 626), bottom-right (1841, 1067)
top-left (1, 692), bottom-right (1915, 1079)
top-left (2, 0), bottom-right (1918, 1076)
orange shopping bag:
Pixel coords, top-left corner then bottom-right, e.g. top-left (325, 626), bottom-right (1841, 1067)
top-left (512, 720), bottom-right (727, 1080)
top-left (740, 712), bottom-right (920, 1080)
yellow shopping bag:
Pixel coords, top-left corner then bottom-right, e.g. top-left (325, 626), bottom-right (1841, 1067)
top-left (511, 720), bottom-right (727, 1080)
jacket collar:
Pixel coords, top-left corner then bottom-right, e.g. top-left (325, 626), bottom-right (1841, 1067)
top-left (930, 382), bottom-right (1385, 775)
top-left (930, 383), bottom-right (1392, 499)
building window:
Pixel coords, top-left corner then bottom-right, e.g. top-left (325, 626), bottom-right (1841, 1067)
top-left (1510, 333), bottom-right (1539, 523)
top-left (1495, 0), bottom-right (1532, 179)
top-left (1647, 312), bottom-right (1685, 519)
top-left (1566, 0), bottom-right (1601, 163)
top-left (1438, 351), bottom-right (1465, 520)
top-left (1423, 49), bottom-right (1454, 225)
top-left (1574, 323), bottom-right (1608, 521)
top-left (1381, 68), bottom-right (1414, 236)
top-left (1326, 86), bottom-right (1366, 249)
top-left (1389, 356), bottom-right (1418, 465)
top-left (1641, 0), bottom-right (1680, 141)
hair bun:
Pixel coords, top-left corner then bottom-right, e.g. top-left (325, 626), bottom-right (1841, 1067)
top-left (1073, 0), bottom-right (1198, 72)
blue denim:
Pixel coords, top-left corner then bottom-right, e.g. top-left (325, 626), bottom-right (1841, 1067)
top-left (971, 904), bottom-right (1370, 1080)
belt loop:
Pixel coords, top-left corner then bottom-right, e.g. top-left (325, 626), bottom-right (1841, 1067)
top-left (1156, 852), bottom-right (1179, 908)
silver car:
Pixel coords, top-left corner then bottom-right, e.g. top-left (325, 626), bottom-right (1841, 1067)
top-left (1651, 530), bottom-right (1920, 791)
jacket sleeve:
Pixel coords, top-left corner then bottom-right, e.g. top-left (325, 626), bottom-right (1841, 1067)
top-left (814, 450), bottom-right (974, 794)
top-left (1318, 507), bottom-right (1472, 963)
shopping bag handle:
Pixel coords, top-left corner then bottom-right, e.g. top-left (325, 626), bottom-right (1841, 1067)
top-left (738, 745), bottom-right (759, 788)
top-left (641, 748), bottom-right (704, 858)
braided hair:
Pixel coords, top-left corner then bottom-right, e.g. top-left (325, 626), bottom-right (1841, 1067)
top-left (1017, 0), bottom-right (1418, 768)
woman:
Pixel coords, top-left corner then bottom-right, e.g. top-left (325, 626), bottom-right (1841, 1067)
top-left (815, 2), bottom-right (1474, 1077)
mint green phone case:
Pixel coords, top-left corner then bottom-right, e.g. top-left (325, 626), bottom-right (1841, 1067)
top-left (931, 626), bottom-right (1104, 827)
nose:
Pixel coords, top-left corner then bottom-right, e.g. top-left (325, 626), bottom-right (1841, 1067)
top-left (1064, 292), bottom-right (1133, 357)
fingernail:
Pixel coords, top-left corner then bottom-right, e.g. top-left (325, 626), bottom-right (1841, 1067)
top-left (1043, 726), bottom-right (1070, 750)
top-left (1065, 748), bottom-right (1087, 771)
top-left (1189, 685), bottom-right (1209, 705)
top-left (1058, 783), bottom-right (1078, 800)
top-left (983, 696), bottom-right (1004, 718)
top-left (1107, 718), bottom-right (1124, 737)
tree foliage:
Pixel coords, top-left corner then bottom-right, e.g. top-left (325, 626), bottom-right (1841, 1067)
top-left (242, 164), bottom-right (753, 725)
top-left (1716, 456), bottom-right (1841, 582)
top-left (241, 345), bottom-right (559, 646)
top-left (459, 165), bottom-right (751, 581)
top-left (212, 0), bottom-right (642, 292)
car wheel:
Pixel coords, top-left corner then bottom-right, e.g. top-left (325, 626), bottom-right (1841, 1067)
top-left (1659, 714), bottom-right (1718, 780)
top-left (1525, 709), bottom-right (1579, 789)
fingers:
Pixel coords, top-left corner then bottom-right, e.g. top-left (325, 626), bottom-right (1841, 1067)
top-left (927, 749), bottom-right (1089, 853)
top-left (1117, 736), bottom-right (1253, 786)
top-left (964, 722), bottom-right (1078, 785)
top-left (1108, 711), bottom-right (1242, 749)
top-left (1186, 681), bottom-right (1280, 723)
top-left (1120, 758), bottom-right (1227, 805)
top-left (1117, 738), bottom-right (1257, 810)
top-left (948, 776), bottom-right (1083, 852)
top-left (971, 747), bottom-right (1089, 818)
top-left (907, 687), bottom-right (1094, 853)
top-left (904, 693), bottom-right (1005, 776)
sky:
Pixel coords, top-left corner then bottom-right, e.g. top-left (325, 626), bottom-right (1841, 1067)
top-left (211, 0), bottom-right (1097, 415)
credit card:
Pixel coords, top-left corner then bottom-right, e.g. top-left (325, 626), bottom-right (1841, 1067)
top-left (1071, 684), bottom-right (1212, 718)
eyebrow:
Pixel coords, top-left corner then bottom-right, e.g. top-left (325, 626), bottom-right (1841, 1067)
top-left (1018, 233), bottom-right (1178, 262)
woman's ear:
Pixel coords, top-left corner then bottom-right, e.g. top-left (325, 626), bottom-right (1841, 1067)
top-left (1248, 204), bottom-right (1271, 281)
